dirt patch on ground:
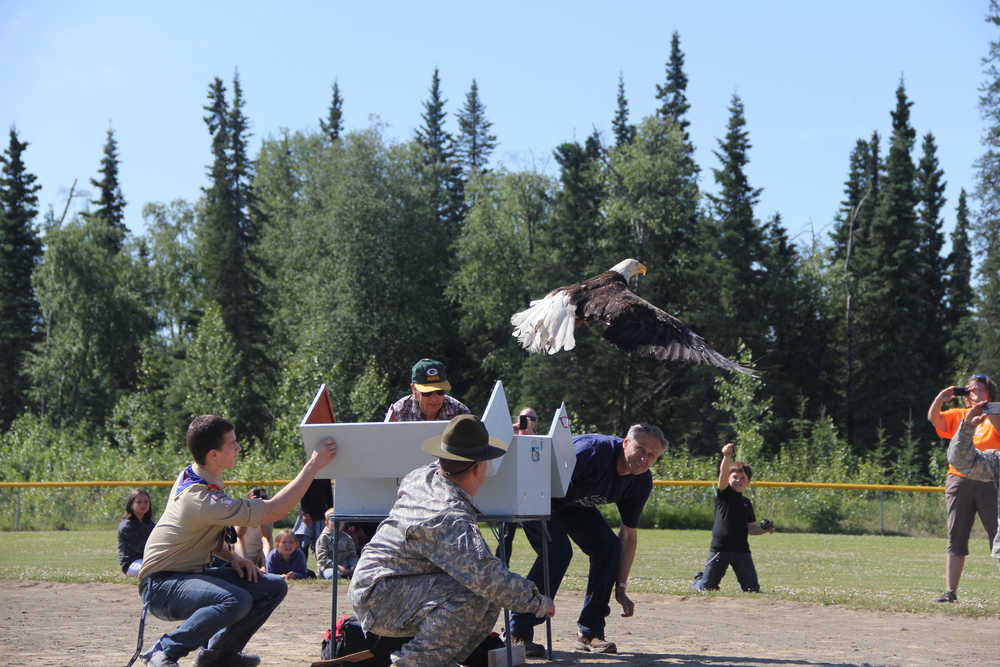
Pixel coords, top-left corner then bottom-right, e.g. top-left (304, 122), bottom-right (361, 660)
top-left (0, 580), bottom-right (994, 666)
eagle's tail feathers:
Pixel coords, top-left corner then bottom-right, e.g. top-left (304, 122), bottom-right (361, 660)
top-left (511, 292), bottom-right (576, 354)
top-left (549, 296), bottom-right (576, 353)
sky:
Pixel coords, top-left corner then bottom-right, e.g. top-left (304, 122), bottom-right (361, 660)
top-left (1, 2), bottom-right (995, 249)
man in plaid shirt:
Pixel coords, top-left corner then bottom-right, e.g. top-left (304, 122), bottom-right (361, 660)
top-left (385, 358), bottom-right (471, 422)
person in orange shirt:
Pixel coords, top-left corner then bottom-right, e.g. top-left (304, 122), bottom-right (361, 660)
top-left (927, 373), bottom-right (1000, 603)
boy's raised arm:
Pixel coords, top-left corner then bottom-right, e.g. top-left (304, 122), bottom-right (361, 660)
top-left (717, 442), bottom-right (734, 490)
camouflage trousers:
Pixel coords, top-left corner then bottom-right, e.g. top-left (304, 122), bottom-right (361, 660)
top-left (351, 572), bottom-right (499, 666)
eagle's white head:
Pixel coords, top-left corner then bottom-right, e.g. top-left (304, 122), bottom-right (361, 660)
top-left (609, 258), bottom-right (647, 281)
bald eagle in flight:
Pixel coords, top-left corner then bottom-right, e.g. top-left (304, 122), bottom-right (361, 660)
top-left (510, 258), bottom-right (757, 376)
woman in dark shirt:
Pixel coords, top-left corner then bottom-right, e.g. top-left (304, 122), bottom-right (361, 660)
top-left (116, 488), bottom-right (155, 576)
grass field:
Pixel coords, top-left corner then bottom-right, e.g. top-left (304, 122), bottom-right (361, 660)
top-left (2, 527), bottom-right (997, 618)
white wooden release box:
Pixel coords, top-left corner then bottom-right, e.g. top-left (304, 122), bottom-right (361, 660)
top-left (298, 380), bottom-right (576, 517)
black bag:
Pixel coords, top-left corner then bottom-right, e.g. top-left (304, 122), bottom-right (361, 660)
top-left (321, 615), bottom-right (501, 666)
top-left (459, 632), bottom-right (504, 667)
top-left (322, 615), bottom-right (407, 666)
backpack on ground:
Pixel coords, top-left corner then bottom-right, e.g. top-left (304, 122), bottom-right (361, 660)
top-left (321, 615), bottom-right (504, 667)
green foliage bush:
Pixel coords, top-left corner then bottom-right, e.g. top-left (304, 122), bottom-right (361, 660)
top-left (0, 356), bottom-right (949, 536)
top-left (0, 412), bottom-right (304, 530)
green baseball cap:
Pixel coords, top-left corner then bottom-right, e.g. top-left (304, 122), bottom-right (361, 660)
top-left (411, 358), bottom-right (452, 392)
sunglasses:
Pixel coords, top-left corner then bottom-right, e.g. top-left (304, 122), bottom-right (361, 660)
top-left (975, 374), bottom-right (988, 383)
top-left (420, 390), bottom-right (446, 397)
top-left (523, 415), bottom-right (537, 421)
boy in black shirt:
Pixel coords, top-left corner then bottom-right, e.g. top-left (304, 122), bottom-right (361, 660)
top-left (692, 442), bottom-right (774, 592)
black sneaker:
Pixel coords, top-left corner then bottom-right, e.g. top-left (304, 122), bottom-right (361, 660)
top-left (144, 651), bottom-right (180, 667)
top-left (934, 590), bottom-right (957, 603)
top-left (511, 635), bottom-right (546, 658)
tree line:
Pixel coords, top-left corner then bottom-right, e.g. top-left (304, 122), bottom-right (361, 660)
top-left (3, 22), bottom-right (1000, 485)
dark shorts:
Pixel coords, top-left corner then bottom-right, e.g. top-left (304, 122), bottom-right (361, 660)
top-left (945, 474), bottom-right (998, 556)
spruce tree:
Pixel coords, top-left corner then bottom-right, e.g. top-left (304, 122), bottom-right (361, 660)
top-left (455, 79), bottom-right (497, 179)
top-left (197, 73), bottom-right (272, 439)
top-left (229, 73), bottom-right (262, 249)
top-left (415, 68), bottom-right (464, 236)
top-left (655, 31), bottom-right (692, 142)
top-left (319, 80), bottom-right (344, 142)
top-left (973, 0), bottom-right (1000, 373)
top-left (200, 76), bottom-right (236, 310)
top-left (89, 125), bottom-right (127, 251)
top-left (612, 72), bottom-right (635, 147)
top-left (829, 134), bottom-right (880, 440)
top-left (413, 68), bottom-right (467, 372)
top-left (0, 127), bottom-right (42, 429)
top-left (915, 132), bottom-right (949, 385)
top-left (759, 213), bottom-right (836, 447)
top-left (945, 189), bottom-right (975, 367)
top-left (850, 80), bottom-right (923, 453)
top-left (543, 132), bottom-right (605, 284)
top-left (416, 69), bottom-right (451, 165)
top-left (704, 93), bottom-right (766, 356)
top-left (829, 138), bottom-right (876, 265)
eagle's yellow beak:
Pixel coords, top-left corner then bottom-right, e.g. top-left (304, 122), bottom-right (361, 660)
top-left (638, 263), bottom-right (647, 275)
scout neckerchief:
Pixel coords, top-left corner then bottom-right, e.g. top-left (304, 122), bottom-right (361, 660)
top-left (175, 465), bottom-right (222, 497)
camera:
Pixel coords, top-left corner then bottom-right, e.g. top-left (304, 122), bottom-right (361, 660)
top-left (985, 402), bottom-right (1000, 415)
top-left (518, 415), bottom-right (529, 430)
top-left (759, 518), bottom-right (773, 531)
top-left (953, 387), bottom-right (969, 397)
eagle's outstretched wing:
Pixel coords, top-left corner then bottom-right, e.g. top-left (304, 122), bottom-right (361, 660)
top-left (591, 286), bottom-right (758, 376)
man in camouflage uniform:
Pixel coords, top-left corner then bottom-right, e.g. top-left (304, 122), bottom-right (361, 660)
top-left (348, 414), bottom-right (555, 666)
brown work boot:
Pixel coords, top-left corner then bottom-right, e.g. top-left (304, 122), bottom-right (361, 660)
top-left (574, 634), bottom-right (617, 653)
top-left (511, 635), bottom-right (546, 658)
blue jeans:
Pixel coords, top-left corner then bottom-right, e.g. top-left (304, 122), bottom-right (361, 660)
top-left (692, 550), bottom-right (760, 592)
top-left (510, 505), bottom-right (620, 641)
top-left (140, 567), bottom-right (288, 659)
top-left (293, 515), bottom-right (324, 554)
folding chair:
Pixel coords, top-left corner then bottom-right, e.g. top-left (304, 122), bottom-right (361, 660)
top-left (123, 601), bottom-right (150, 667)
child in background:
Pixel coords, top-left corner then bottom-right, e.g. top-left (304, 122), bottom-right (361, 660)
top-left (693, 442), bottom-right (774, 592)
top-left (235, 487), bottom-right (274, 567)
top-left (266, 528), bottom-right (310, 580)
top-left (117, 488), bottom-right (155, 577)
top-left (316, 507), bottom-right (358, 579)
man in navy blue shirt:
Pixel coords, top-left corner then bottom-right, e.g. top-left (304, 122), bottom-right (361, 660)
top-left (509, 423), bottom-right (666, 655)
